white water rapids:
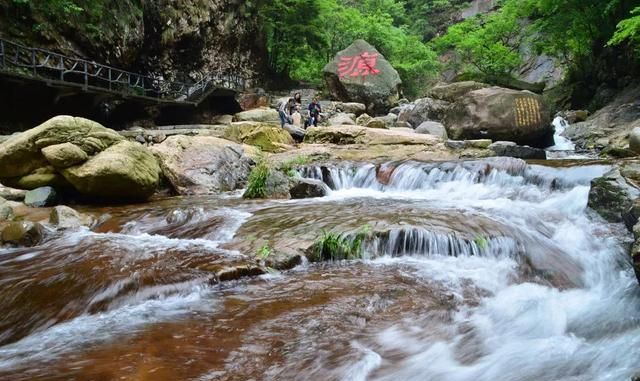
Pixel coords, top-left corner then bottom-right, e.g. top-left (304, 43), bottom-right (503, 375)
top-left (301, 159), bottom-right (640, 381)
top-left (1, 158), bottom-right (639, 380)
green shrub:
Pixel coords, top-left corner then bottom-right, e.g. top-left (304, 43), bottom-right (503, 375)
top-left (257, 245), bottom-right (272, 260)
top-left (278, 155), bottom-right (311, 178)
top-left (310, 224), bottom-right (371, 261)
top-left (244, 158), bottom-right (270, 199)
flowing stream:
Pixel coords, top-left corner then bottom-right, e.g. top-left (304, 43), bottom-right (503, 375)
top-left (1, 158), bottom-right (639, 380)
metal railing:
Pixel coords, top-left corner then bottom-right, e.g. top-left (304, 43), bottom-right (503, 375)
top-left (0, 37), bottom-right (247, 104)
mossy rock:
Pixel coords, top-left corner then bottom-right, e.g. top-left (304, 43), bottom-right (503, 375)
top-left (1, 166), bottom-right (72, 190)
top-left (1, 221), bottom-right (45, 246)
top-left (224, 122), bottom-right (294, 153)
top-left (61, 141), bottom-right (161, 200)
top-left (588, 169), bottom-right (639, 222)
top-left (41, 142), bottom-right (89, 168)
top-left (0, 116), bottom-right (123, 178)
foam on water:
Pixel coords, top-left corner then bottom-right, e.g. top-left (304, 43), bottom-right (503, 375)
top-left (300, 160), bottom-right (640, 380)
top-left (549, 116), bottom-right (576, 151)
top-left (1, 159), bottom-right (638, 380)
top-left (0, 282), bottom-right (215, 369)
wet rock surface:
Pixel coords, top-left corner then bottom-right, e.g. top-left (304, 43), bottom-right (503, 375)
top-left (324, 39), bottom-right (402, 114)
top-left (1, 221), bottom-right (45, 246)
top-left (223, 122), bottom-right (294, 153)
top-left (588, 165), bottom-right (640, 223)
top-left (445, 87), bottom-right (553, 147)
top-left (24, 186), bottom-right (58, 207)
top-left (489, 141), bottom-right (546, 160)
top-left (151, 135), bottom-right (253, 195)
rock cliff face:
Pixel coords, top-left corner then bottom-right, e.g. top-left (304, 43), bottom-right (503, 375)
top-left (0, 1), bottom-right (267, 83)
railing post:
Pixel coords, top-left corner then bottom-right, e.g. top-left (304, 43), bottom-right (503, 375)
top-left (0, 40), bottom-right (5, 69)
top-left (108, 68), bottom-right (112, 91)
top-left (83, 61), bottom-right (88, 90)
top-left (59, 55), bottom-right (64, 81)
top-left (31, 49), bottom-right (36, 76)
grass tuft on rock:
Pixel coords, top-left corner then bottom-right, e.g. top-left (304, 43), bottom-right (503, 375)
top-left (278, 155), bottom-right (311, 178)
top-left (310, 225), bottom-right (371, 261)
top-left (244, 157), bottom-right (270, 199)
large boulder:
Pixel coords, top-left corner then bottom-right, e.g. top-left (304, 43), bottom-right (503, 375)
top-left (407, 97), bottom-right (451, 127)
top-left (328, 113), bottom-right (356, 126)
top-left (0, 116), bottom-right (123, 180)
top-left (564, 84), bottom-right (640, 151)
top-left (24, 186), bottom-right (58, 207)
top-left (489, 141), bottom-right (546, 160)
top-left (233, 107), bottom-right (280, 123)
top-left (1, 166), bottom-right (70, 190)
top-left (151, 136), bottom-right (253, 195)
top-left (0, 197), bottom-right (14, 222)
top-left (304, 125), bottom-right (441, 146)
top-left (445, 87), bottom-right (553, 147)
top-left (283, 124), bottom-right (306, 143)
top-left (375, 113), bottom-right (398, 128)
top-left (366, 119), bottom-right (387, 129)
top-left (0, 185), bottom-right (26, 201)
top-left (427, 81), bottom-right (489, 102)
top-left (41, 142), bottom-right (89, 168)
top-left (416, 122), bottom-right (448, 139)
top-left (289, 179), bottom-right (329, 199)
top-left (244, 170), bottom-right (292, 200)
top-left (61, 141), bottom-right (161, 199)
top-left (0, 116), bottom-right (161, 200)
top-left (49, 205), bottom-right (92, 229)
top-left (236, 90), bottom-right (270, 111)
top-left (1, 221), bottom-right (45, 246)
top-left (223, 122), bottom-right (294, 153)
top-left (323, 39), bottom-right (402, 114)
top-left (335, 102), bottom-right (366, 116)
top-left (356, 114), bottom-right (373, 126)
top-left (588, 167), bottom-right (640, 223)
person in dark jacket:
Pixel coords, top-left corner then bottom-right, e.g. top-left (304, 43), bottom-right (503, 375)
top-left (307, 97), bottom-right (322, 127)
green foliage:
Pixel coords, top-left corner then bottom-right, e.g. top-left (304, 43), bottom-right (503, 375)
top-left (474, 235), bottom-right (488, 250)
top-left (244, 158), bottom-right (271, 199)
top-left (8, 0), bottom-right (143, 42)
top-left (311, 224), bottom-right (371, 261)
top-left (257, 245), bottom-right (273, 260)
top-left (278, 155), bottom-right (311, 178)
top-left (434, 0), bottom-right (639, 85)
top-left (258, 0), bottom-right (440, 96)
top-left (433, 1), bottom-right (524, 82)
top-left (609, 7), bottom-right (640, 55)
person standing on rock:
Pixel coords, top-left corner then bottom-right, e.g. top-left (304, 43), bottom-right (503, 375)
top-left (293, 92), bottom-right (302, 106)
top-left (291, 106), bottom-right (303, 128)
top-left (307, 97), bottom-right (322, 128)
top-left (278, 98), bottom-right (295, 128)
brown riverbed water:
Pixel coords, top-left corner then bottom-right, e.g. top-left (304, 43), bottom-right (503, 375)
top-left (1, 159), bottom-right (640, 381)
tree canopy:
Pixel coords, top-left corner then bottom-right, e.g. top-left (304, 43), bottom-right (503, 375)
top-left (257, 0), bottom-right (441, 96)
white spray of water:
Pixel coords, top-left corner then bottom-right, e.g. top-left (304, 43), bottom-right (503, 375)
top-left (549, 116), bottom-right (576, 151)
top-left (296, 160), bottom-right (640, 381)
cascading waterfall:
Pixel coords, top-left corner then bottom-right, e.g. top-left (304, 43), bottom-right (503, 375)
top-left (0, 158), bottom-right (638, 381)
top-left (299, 158), bottom-right (606, 193)
top-left (549, 116), bottom-right (576, 151)
top-left (362, 228), bottom-right (522, 259)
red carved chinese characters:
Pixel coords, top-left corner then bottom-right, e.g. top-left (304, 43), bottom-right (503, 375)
top-left (338, 52), bottom-right (381, 78)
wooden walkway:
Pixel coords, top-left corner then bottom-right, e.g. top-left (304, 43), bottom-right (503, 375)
top-left (0, 37), bottom-right (247, 105)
